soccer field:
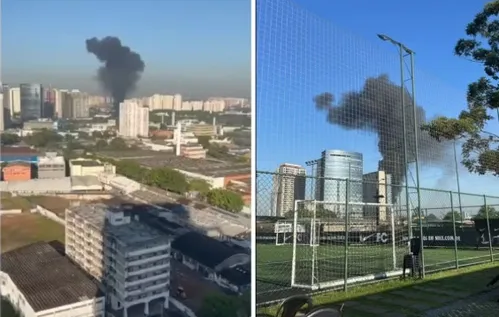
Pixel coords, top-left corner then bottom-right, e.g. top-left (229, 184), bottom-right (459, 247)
top-left (256, 243), bottom-right (497, 296)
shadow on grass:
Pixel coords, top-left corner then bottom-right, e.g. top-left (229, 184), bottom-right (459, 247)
top-left (259, 262), bottom-right (499, 317)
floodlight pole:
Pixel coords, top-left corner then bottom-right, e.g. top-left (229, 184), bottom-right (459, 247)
top-left (378, 34), bottom-right (424, 277)
top-left (453, 140), bottom-right (464, 220)
top-left (377, 34), bottom-right (411, 240)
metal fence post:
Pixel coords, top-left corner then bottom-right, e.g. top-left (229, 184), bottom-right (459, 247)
top-left (450, 191), bottom-right (459, 269)
top-left (343, 179), bottom-right (350, 291)
top-left (484, 195), bottom-right (494, 262)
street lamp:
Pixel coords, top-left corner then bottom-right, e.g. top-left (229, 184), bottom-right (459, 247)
top-left (378, 33), bottom-right (424, 277)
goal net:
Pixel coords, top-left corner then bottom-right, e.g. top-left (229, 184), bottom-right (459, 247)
top-left (275, 220), bottom-right (320, 246)
top-left (290, 200), bottom-right (409, 290)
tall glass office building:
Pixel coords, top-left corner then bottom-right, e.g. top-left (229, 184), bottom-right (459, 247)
top-left (315, 150), bottom-right (363, 217)
top-left (20, 84), bottom-right (43, 121)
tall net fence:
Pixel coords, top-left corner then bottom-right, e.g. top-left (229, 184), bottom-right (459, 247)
top-left (256, 172), bottom-right (499, 304)
top-left (256, 0), bottom-right (499, 305)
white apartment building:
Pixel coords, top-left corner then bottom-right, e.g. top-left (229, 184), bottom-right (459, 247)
top-left (173, 94), bottom-right (182, 111)
top-left (272, 163), bottom-right (306, 217)
top-left (0, 93), bottom-right (4, 131)
top-left (8, 87), bottom-right (21, 115)
top-left (65, 204), bottom-right (171, 317)
top-left (119, 101), bottom-right (149, 138)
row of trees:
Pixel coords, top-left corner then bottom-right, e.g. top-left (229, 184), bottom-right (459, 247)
top-left (438, 205), bottom-right (499, 222)
top-left (108, 159), bottom-right (245, 213)
top-left (198, 291), bottom-right (250, 317)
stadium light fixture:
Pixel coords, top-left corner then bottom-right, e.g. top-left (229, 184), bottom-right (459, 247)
top-left (378, 33), bottom-right (424, 277)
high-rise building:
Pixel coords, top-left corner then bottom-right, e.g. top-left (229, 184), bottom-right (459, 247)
top-left (71, 91), bottom-right (90, 118)
top-left (173, 94), bottom-right (182, 111)
top-left (363, 170), bottom-right (393, 223)
top-left (65, 204), bottom-right (171, 316)
top-left (119, 101), bottom-right (149, 138)
top-left (272, 163), bottom-right (306, 217)
top-left (9, 87), bottom-right (21, 116)
top-left (20, 83), bottom-right (43, 121)
top-left (60, 90), bottom-right (73, 119)
top-left (0, 93), bottom-right (4, 131)
top-left (314, 150), bottom-right (364, 217)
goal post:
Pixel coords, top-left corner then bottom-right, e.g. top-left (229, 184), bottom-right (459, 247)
top-left (290, 199), bottom-right (408, 290)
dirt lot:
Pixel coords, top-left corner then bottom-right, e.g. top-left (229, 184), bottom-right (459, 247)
top-left (0, 197), bottom-right (33, 211)
top-left (27, 196), bottom-right (70, 217)
top-left (1, 213), bottom-right (65, 252)
top-left (170, 259), bottom-right (224, 313)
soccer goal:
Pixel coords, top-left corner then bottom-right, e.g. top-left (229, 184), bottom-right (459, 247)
top-left (275, 220), bottom-right (319, 246)
top-left (290, 200), bottom-right (409, 290)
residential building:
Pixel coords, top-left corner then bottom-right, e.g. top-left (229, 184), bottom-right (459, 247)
top-left (272, 163), bottom-right (306, 217)
top-left (69, 158), bottom-right (115, 176)
top-left (65, 204), bottom-right (171, 317)
top-left (0, 242), bottom-right (105, 317)
top-left (119, 101), bottom-right (149, 138)
top-left (0, 93), bottom-right (4, 131)
top-left (38, 152), bottom-right (66, 179)
top-left (9, 87), bottom-right (21, 115)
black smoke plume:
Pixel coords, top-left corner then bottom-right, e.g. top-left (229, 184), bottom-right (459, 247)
top-left (86, 36), bottom-right (145, 117)
top-left (314, 75), bottom-right (451, 200)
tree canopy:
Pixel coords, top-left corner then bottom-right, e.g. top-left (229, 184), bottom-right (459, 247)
top-left (443, 211), bottom-right (462, 222)
top-left (421, 2), bottom-right (499, 176)
top-left (0, 133), bottom-right (21, 146)
top-left (198, 293), bottom-right (249, 317)
top-left (474, 205), bottom-right (499, 219)
top-left (206, 188), bottom-right (245, 213)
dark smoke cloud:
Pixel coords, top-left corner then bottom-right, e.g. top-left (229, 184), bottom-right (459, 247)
top-left (86, 36), bottom-right (145, 116)
top-left (314, 74), bottom-right (451, 199)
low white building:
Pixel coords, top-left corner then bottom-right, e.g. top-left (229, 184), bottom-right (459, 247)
top-left (69, 158), bottom-right (116, 176)
top-left (0, 242), bottom-right (105, 317)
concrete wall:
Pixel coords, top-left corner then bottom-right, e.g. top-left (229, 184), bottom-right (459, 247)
top-left (33, 206), bottom-right (65, 225)
top-left (38, 169), bottom-right (66, 179)
top-left (0, 272), bottom-right (37, 317)
top-left (0, 209), bottom-right (22, 215)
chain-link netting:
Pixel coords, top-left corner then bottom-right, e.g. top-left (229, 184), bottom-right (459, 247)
top-left (256, 0), bottom-right (499, 305)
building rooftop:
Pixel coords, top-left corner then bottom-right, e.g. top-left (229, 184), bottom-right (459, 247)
top-left (38, 154), bottom-right (65, 165)
top-left (219, 264), bottom-right (251, 287)
top-left (68, 204), bottom-right (169, 247)
top-left (70, 159), bottom-right (103, 167)
top-left (0, 146), bottom-right (38, 155)
top-left (0, 242), bottom-right (103, 312)
top-left (171, 231), bottom-right (247, 269)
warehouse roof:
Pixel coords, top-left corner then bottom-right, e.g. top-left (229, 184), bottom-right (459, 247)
top-left (0, 242), bottom-right (103, 312)
top-left (0, 146), bottom-right (38, 155)
top-left (171, 231), bottom-right (246, 269)
top-left (219, 264), bottom-right (251, 287)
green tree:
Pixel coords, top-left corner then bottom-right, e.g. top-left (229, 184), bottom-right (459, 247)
top-left (24, 130), bottom-right (62, 147)
top-left (474, 205), bottom-right (499, 219)
top-left (95, 139), bottom-right (108, 149)
top-left (198, 293), bottom-right (248, 317)
top-left (148, 167), bottom-right (189, 194)
top-left (426, 213), bottom-right (438, 221)
top-left (188, 178), bottom-right (211, 194)
top-left (0, 133), bottom-right (21, 146)
top-left (116, 160), bottom-right (144, 180)
top-left (421, 2), bottom-right (499, 175)
top-left (206, 189), bottom-right (244, 212)
top-left (443, 211), bottom-right (462, 222)
top-left (109, 137), bottom-right (128, 150)
top-left (197, 135), bottom-right (211, 149)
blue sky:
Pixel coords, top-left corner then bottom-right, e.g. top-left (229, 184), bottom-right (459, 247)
top-left (2, 0), bottom-right (250, 99)
top-left (256, 0), bottom-right (499, 215)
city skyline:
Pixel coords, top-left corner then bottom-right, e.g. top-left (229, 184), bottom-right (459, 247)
top-left (2, 0), bottom-right (250, 99)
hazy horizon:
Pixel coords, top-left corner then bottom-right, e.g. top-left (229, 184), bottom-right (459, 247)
top-left (2, 0), bottom-right (250, 100)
